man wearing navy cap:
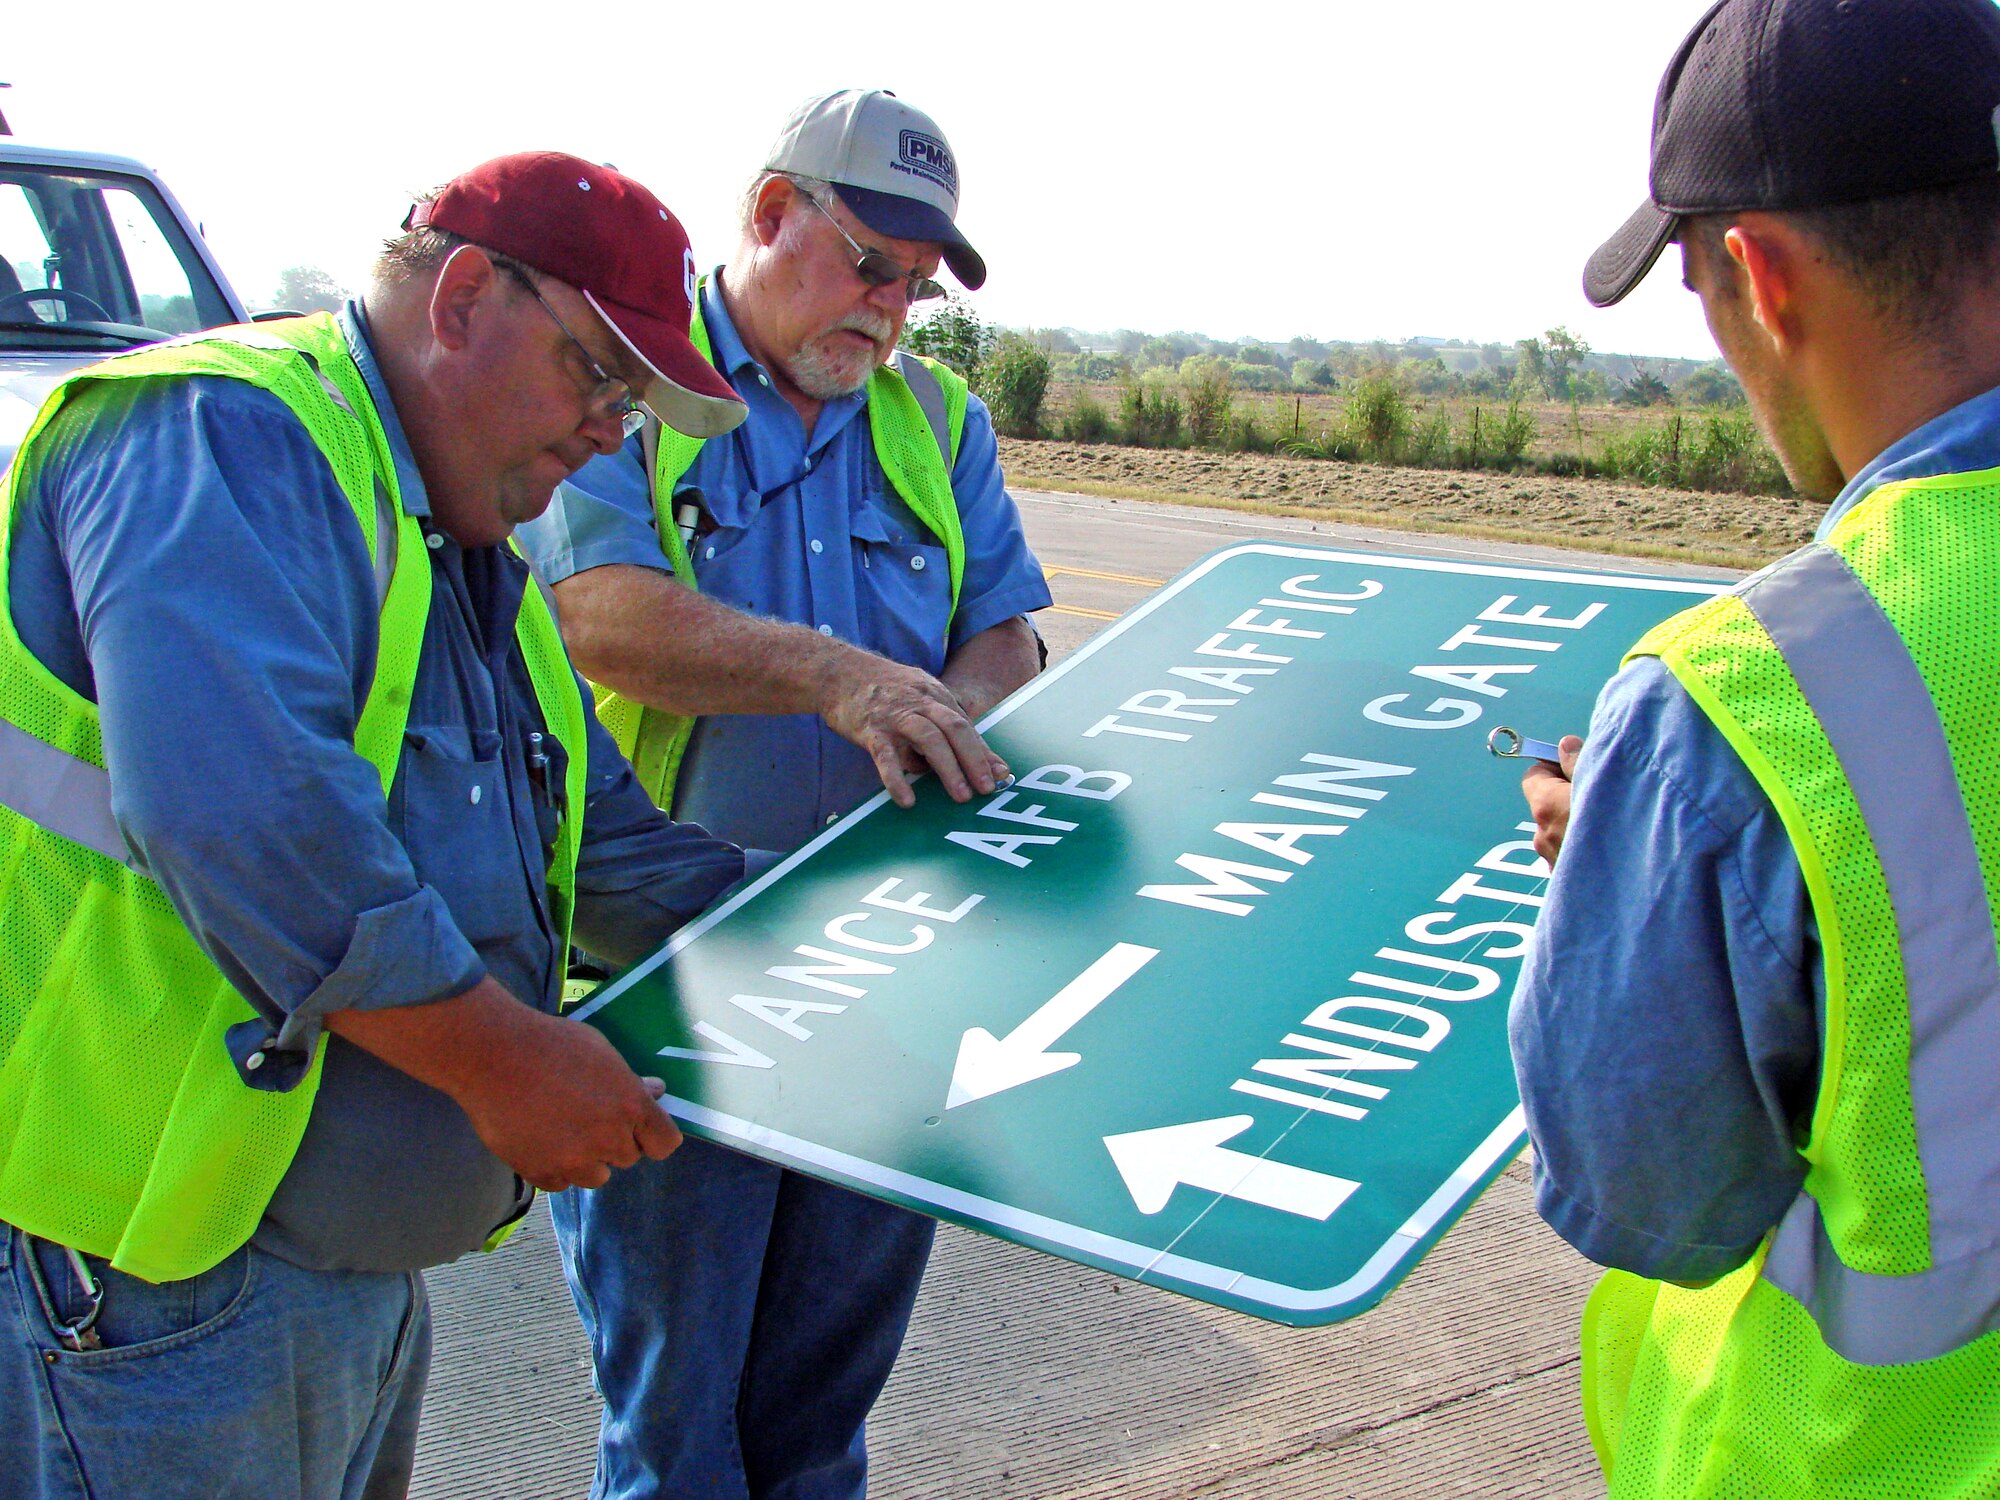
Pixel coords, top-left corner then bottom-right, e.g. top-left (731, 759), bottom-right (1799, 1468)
top-left (0, 152), bottom-right (749, 1498)
top-left (518, 91), bottom-right (1050, 1500)
top-left (1511, 2), bottom-right (2000, 1494)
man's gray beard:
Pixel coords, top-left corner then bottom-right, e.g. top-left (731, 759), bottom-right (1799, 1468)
top-left (786, 319), bottom-right (891, 400)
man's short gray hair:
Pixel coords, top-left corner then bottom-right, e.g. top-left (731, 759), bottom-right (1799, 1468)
top-left (738, 170), bottom-right (835, 236)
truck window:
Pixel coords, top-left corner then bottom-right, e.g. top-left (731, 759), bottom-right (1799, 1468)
top-left (0, 168), bottom-right (233, 343)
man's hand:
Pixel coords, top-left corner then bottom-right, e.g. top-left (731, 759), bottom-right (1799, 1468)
top-left (326, 978), bottom-right (682, 1190)
top-left (555, 564), bottom-right (1010, 809)
top-left (1522, 735), bottom-right (1585, 865)
top-left (821, 654), bottom-right (1008, 808)
top-left (451, 1008), bottom-right (683, 1191)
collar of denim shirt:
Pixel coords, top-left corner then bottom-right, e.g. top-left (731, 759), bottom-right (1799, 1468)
top-left (1818, 380), bottom-right (2000, 540)
top-left (339, 298), bottom-right (434, 521)
top-left (699, 273), bottom-right (870, 444)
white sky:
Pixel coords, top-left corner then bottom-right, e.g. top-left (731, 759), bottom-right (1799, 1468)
top-left (6, 0), bottom-right (1724, 361)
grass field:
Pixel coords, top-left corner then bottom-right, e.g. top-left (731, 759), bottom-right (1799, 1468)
top-left (1047, 382), bottom-right (1723, 465)
top-left (997, 435), bottom-right (1817, 572)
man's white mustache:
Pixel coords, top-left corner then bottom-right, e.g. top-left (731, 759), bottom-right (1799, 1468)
top-left (833, 313), bottom-right (893, 342)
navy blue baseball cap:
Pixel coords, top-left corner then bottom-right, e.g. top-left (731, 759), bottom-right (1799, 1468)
top-left (1585, 0), bottom-right (2000, 307)
top-left (764, 89), bottom-right (987, 290)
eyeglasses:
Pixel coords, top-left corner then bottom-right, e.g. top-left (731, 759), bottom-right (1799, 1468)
top-left (508, 266), bottom-right (649, 438)
top-left (797, 191), bottom-right (947, 304)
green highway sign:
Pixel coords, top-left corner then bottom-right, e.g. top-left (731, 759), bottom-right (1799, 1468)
top-left (573, 545), bottom-right (1725, 1324)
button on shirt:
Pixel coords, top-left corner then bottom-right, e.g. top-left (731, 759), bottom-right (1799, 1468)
top-left (6, 303), bottom-right (745, 1271)
top-left (516, 277), bottom-right (1053, 853)
top-left (1510, 383), bottom-right (2000, 1284)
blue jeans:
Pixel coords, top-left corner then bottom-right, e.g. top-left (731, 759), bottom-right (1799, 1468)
top-left (0, 1223), bottom-right (430, 1500)
top-left (553, 1139), bottom-right (935, 1500)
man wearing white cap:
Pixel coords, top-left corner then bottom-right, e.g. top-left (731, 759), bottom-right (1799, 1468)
top-left (519, 92), bottom-right (1050, 1500)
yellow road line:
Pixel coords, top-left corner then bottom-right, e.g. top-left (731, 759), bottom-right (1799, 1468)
top-left (1043, 564), bottom-right (1164, 588)
top-left (1050, 604), bottom-right (1122, 622)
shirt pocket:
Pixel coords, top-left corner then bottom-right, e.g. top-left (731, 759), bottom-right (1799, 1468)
top-left (393, 725), bottom-right (519, 949)
top-left (849, 503), bottom-right (952, 674)
top-left (526, 726), bottom-right (569, 863)
top-left (692, 482), bottom-right (776, 600)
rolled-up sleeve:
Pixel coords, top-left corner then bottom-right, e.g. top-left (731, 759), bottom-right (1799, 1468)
top-left (30, 379), bottom-right (490, 1087)
top-left (944, 395), bottom-right (1053, 651)
top-left (1508, 658), bottom-right (1822, 1283)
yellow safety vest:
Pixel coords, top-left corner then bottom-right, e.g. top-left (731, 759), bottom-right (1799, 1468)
top-left (0, 315), bottom-right (588, 1282)
top-left (1587, 468), bottom-right (2000, 1498)
top-left (592, 291), bottom-right (969, 813)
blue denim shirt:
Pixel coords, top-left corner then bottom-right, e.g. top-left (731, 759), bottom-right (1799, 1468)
top-left (1510, 384), bottom-right (2000, 1283)
top-left (516, 275), bottom-right (1052, 852)
top-left (6, 303), bottom-right (745, 1271)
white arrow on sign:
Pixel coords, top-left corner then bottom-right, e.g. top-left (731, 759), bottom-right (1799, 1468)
top-left (1104, 1115), bottom-right (1360, 1220)
top-left (945, 941), bottom-right (1160, 1109)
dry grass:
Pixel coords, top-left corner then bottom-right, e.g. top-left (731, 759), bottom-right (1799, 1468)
top-left (997, 438), bottom-right (1819, 572)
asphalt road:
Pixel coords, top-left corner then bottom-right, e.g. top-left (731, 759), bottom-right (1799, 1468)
top-left (413, 490), bottom-right (1736, 1500)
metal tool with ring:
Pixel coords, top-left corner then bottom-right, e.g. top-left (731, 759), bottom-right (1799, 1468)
top-left (1486, 726), bottom-right (1567, 763)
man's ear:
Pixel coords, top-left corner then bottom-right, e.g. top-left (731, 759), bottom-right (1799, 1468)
top-left (1726, 220), bottom-right (1798, 352)
top-left (749, 176), bottom-right (797, 251)
top-left (429, 244), bottom-right (505, 352)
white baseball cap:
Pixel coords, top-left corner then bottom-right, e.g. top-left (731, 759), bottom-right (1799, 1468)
top-left (763, 89), bottom-right (986, 289)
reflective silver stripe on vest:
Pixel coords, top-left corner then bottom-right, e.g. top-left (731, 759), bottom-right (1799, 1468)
top-left (1764, 1194), bottom-right (2000, 1365)
top-left (0, 719), bottom-right (137, 869)
top-left (893, 352), bottom-right (952, 470)
top-left (1741, 543), bottom-right (2000, 1364)
top-left (372, 478), bottom-right (398, 609)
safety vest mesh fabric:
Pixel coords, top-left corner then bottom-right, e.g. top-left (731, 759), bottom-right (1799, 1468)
top-left (591, 290), bottom-right (968, 814)
top-left (0, 316), bottom-right (586, 1282)
top-left (1583, 1264), bottom-right (2000, 1499)
top-left (1580, 472), bottom-right (2000, 1498)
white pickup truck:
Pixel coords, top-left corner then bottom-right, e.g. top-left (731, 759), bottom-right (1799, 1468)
top-left (1, 140), bottom-right (251, 472)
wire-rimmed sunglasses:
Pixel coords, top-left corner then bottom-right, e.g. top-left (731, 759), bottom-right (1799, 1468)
top-left (502, 262), bottom-right (649, 438)
top-left (797, 190), bottom-right (947, 304)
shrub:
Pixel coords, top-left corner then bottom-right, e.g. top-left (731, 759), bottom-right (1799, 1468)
top-left (1490, 400), bottom-right (1538, 464)
top-left (1615, 372), bottom-right (1675, 408)
top-left (1406, 410), bottom-right (1454, 467)
top-left (1596, 410), bottom-right (1788, 494)
top-left (1183, 364), bottom-right (1233, 447)
top-left (1677, 362), bottom-right (1746, 408)
top-left (1059, 392), bottom-right (1113, 443)
top-left (1117, 380), bottom-right (1184, 447)
top-left (1225, 409), bottom-right (1276, 453)
top-left (1227, 363), bottom-right (1292, 392)
top-left (901, 295), bottom-right (990, 378)
top-left (976, 334), bottom-right (1051, 439)
top-left (1342, 373), bottom-right (1411, 461)
top-left (1283, 426), bottom-right (1358, 462)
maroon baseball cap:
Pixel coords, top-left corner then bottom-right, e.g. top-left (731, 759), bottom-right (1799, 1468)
top-left (406, 151), bottom-right (745, 438)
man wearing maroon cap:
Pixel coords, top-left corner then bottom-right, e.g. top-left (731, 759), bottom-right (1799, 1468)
top-left (0, 152), bottom-right (750, 1498)
top-left (518, 92), bottom-right (1051, 1500)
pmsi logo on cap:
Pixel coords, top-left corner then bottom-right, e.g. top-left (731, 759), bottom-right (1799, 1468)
top-left (896, 130), bottom-right (957, 195)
